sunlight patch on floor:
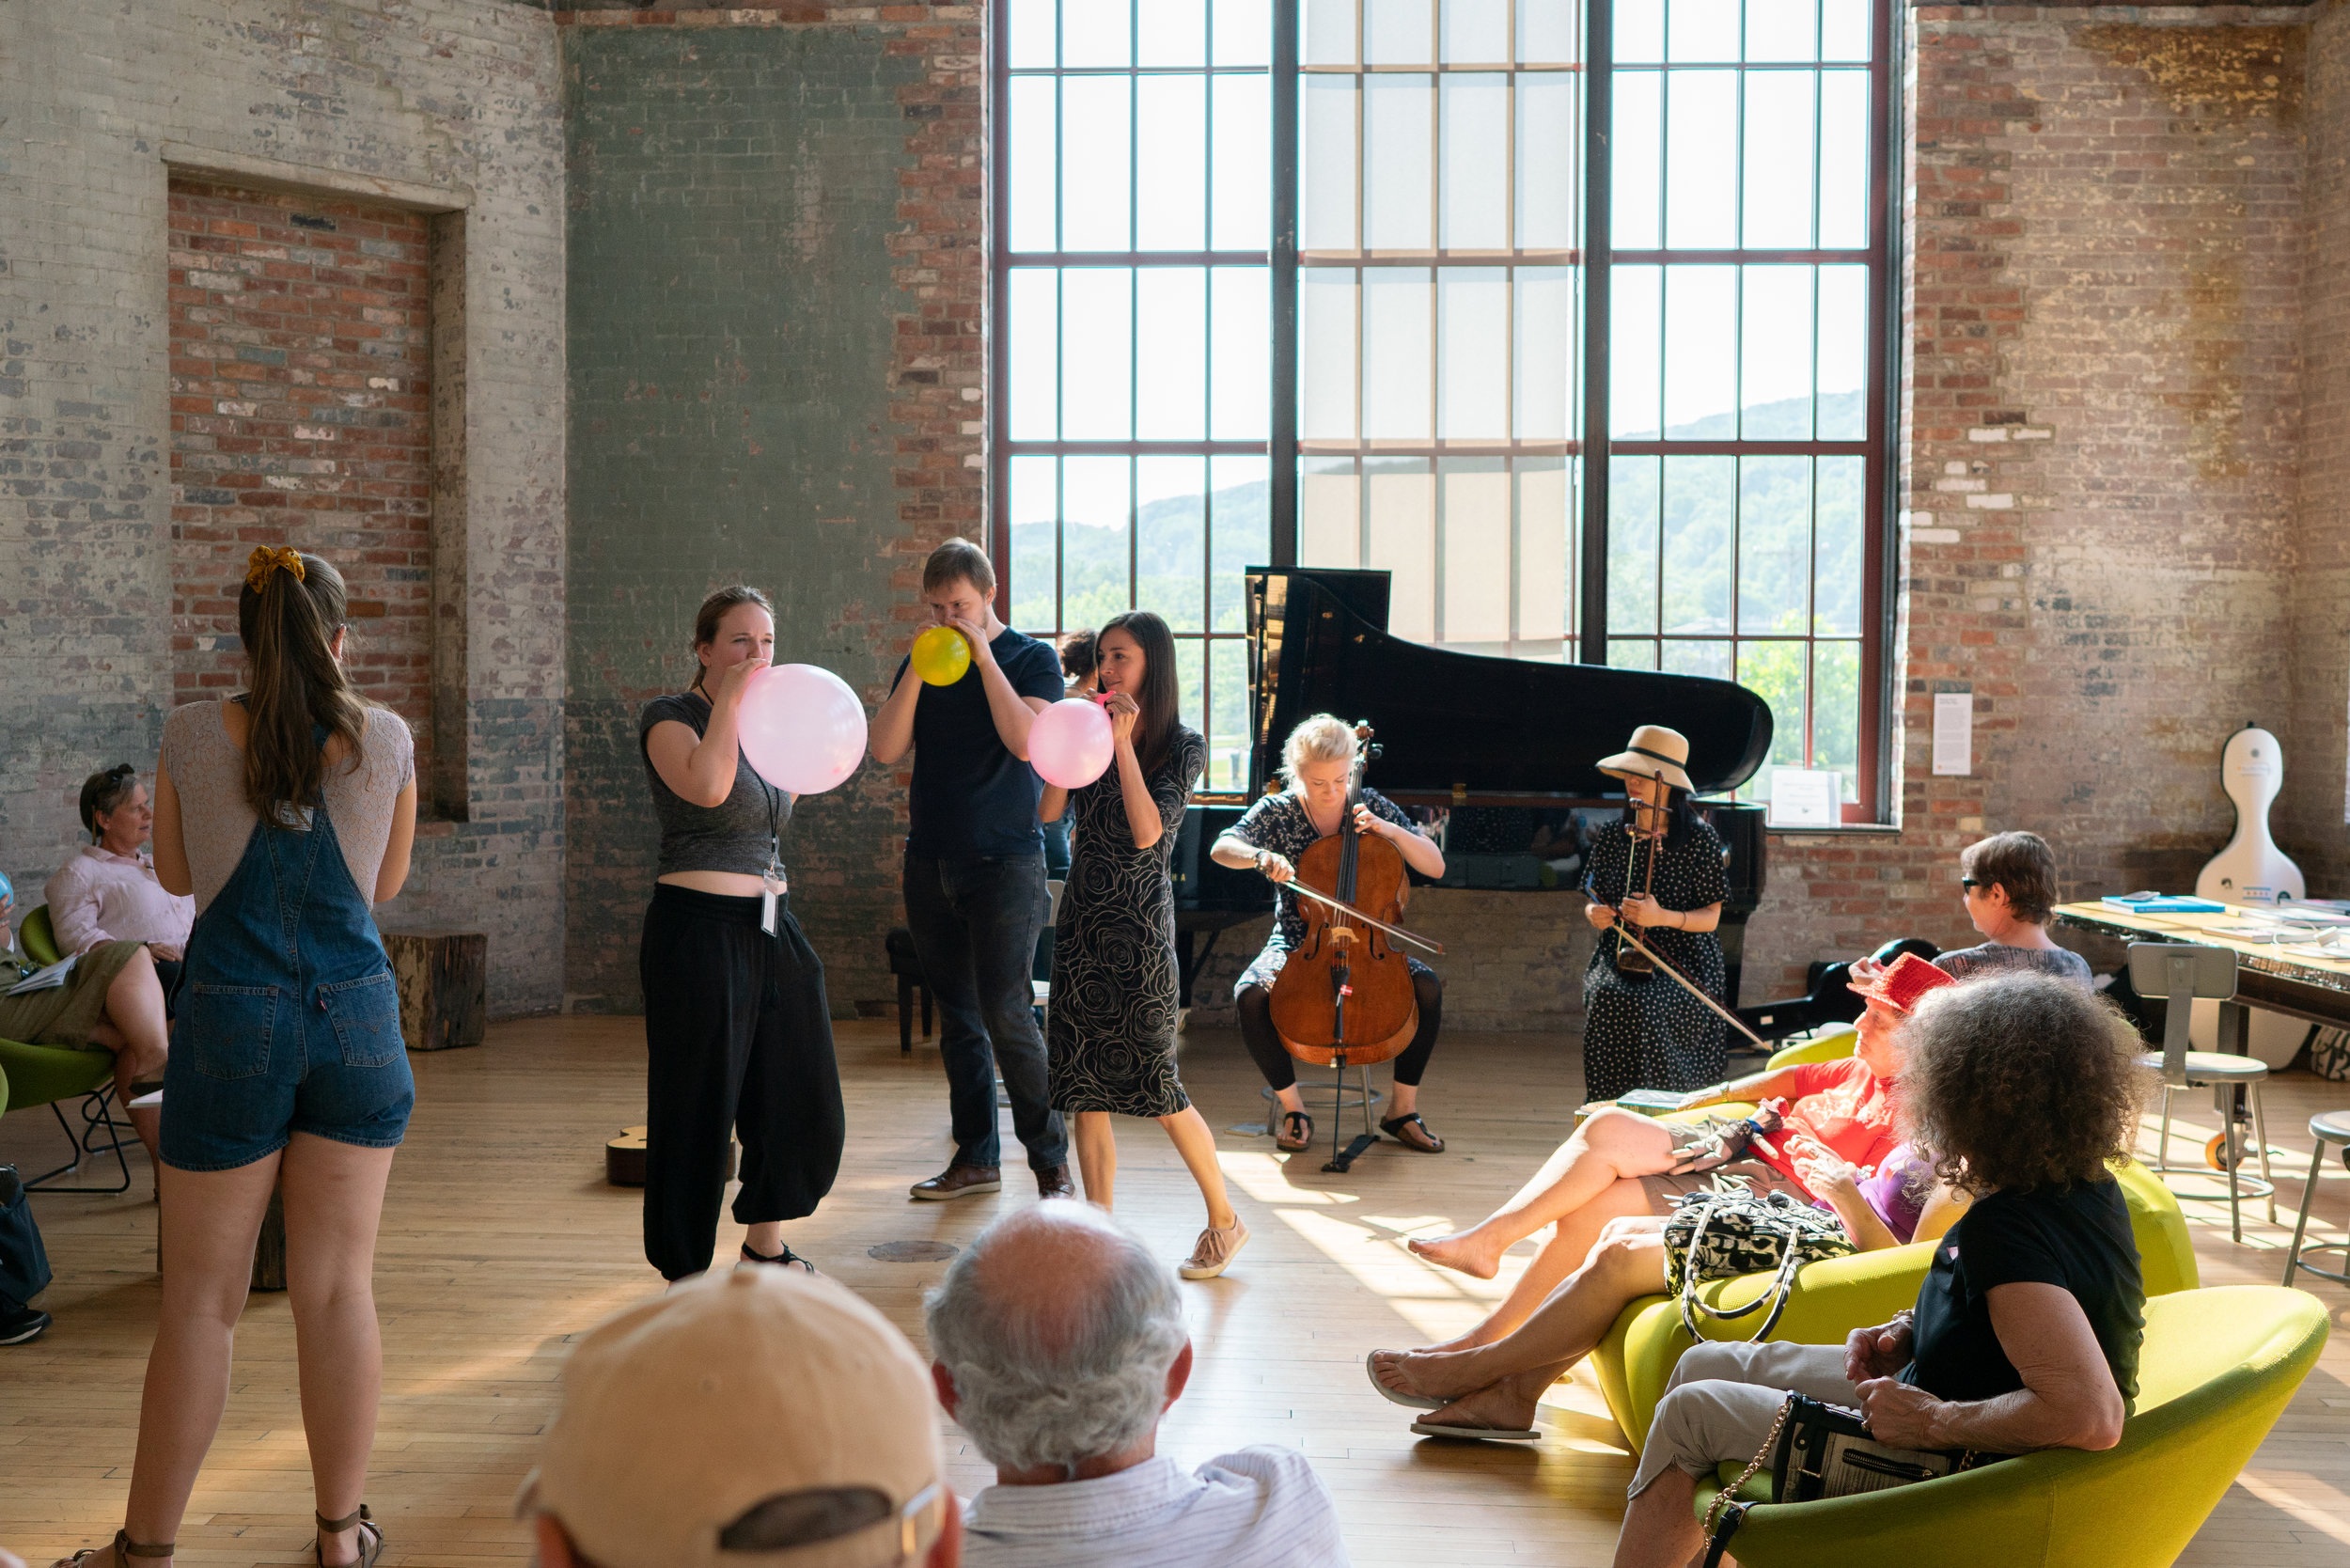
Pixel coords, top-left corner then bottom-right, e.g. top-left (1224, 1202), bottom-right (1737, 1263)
top-left (2229, 1470), bottom-right (2350, 1546)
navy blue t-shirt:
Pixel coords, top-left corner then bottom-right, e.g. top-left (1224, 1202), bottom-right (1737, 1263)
top-left (900, 625), bottom-right (1066, 859)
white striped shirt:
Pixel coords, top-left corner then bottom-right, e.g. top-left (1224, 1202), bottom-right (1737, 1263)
top-left (959, 1447), bottom-right (1351, 1568)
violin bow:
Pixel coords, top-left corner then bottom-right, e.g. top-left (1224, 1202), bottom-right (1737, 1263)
top-left (1601, 913), bottom-right (1771, 1051)
top-left (1284, 878), bottom-right (1446, 957)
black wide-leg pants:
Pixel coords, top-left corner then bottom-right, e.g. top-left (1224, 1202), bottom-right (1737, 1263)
top-left (640, 884), bottom-right (844, 1280)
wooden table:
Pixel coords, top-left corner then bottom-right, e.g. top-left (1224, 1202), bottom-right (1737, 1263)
top-left (2053, 899), bottom-right (2350, 1033)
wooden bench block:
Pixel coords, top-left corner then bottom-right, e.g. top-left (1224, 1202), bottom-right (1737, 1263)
top-left (383, 930), bottom-right (487, 1052)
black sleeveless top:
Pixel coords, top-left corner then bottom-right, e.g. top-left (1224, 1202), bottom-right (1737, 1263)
top-left (638, 692), bottom-right (791, 878)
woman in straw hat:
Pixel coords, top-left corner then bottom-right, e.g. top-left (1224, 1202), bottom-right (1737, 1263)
top-left (1578, 725), bottom-right (1729, 1106)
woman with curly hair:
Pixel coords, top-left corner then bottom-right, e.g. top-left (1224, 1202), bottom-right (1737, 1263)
top-left (1608, 973), bottom-right (2150, 1568)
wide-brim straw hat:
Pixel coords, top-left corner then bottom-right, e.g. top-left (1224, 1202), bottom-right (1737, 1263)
top-left (1597, 725), bottom-right (1695, 793)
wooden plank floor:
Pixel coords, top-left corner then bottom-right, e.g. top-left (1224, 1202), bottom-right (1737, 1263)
top-left (4, 1018), bottom-right (2347, 1565)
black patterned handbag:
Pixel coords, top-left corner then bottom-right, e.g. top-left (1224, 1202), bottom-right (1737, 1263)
top-left (1662, 1181), bottom-right (1856, 1342)
top-left (1699, 1394), bottom-right (1999, 1567)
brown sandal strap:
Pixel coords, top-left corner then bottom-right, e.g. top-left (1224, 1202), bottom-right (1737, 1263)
top-left (315, 1506), bottom-right (382, 1568)
top-left (115, 1529), bottom-right (176, 1560)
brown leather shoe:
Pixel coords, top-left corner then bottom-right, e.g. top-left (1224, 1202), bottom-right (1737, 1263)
top-left (909, 1163), bottom-right (1002, 1201)
top-left (1037, 1164), bottom-right (1076, 1200)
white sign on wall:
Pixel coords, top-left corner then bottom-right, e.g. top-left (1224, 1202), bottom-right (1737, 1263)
top-left (1933, 691), bottom-right (1973, 776)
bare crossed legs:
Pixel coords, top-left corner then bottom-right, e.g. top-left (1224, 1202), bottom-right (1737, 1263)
top-left (1377, 1215), bottom-right (1676, 1434)
top-left (1407, 1107), bottom-right (1681, 1348)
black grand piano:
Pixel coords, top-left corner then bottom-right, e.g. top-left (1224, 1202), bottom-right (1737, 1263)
top-left (1171, 566), bottom-right (1777, 1013)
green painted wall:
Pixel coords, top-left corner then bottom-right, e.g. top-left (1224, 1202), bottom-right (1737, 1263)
top-left (564, 24), bottom-right (926, 1011)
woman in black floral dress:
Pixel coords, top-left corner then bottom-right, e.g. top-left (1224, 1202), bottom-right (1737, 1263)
top-left (1579, 725), bottom-right (1728, 1105)
top-left (1042, 610), bottom-right (1246, 1279)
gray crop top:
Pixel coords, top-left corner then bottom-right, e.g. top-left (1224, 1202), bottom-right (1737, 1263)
top-left (639, 692), bottom-right (792, 878)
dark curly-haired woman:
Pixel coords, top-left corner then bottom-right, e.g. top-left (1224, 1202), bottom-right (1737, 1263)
top-left (1610, 973), bottom-right (2151, 1568)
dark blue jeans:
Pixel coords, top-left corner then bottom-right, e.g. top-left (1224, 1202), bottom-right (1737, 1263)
top-left (904, 851), bottom-right (1065, 1171)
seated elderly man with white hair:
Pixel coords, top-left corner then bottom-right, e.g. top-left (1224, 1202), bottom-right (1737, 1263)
top-left (926, 1204), bottom-right (1350, 1567)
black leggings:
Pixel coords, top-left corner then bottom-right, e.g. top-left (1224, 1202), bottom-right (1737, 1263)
top-left (640, 885), bottom-right (844, 1280)
top-left (1235, 968), bottom-right (1443, 1093)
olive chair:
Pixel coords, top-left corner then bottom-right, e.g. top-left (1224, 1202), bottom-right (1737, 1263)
top-left (0, 906), bottom-right (133, 1192)
top-left (1688, 1285), bottom-right (2327, 1568)
top-left (1588, 1029), bottom-right (2200, 1451)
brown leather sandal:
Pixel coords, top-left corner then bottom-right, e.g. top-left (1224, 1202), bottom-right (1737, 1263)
top-left (316, 1506), bottom-right (384, 1568)
top-left (54, 1529), bottom-right (173, 1567)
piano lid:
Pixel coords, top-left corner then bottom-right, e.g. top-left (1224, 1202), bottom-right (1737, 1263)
top-left (1246, 567), bottom-right (1775, 801)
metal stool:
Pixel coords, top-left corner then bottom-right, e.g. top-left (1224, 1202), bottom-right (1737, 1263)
top-left (1261, 1069), bottom-right (1382, 1138)
top-left (2141, 1050), bottom-right (2276, 1240)
top-left (2129, 941), bottom-right (2276, 1243)
top-left (2282, 1109), bottom-right (2350, 1289)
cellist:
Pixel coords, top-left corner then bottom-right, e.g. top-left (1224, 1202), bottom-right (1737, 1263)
top-left (1210, 714), bottom-right (1449, 1154)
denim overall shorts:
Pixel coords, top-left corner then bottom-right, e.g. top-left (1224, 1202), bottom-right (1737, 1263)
top-left (159, 788), bottom-right (414, 1172)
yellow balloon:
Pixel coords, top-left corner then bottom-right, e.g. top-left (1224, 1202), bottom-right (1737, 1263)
top-left (911, 624), bottom-right (973, 686)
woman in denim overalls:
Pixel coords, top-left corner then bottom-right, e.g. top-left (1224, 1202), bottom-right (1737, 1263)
top-left (56, 549), bottom-right (416, 1568)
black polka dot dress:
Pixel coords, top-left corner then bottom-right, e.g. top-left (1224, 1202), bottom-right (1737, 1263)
top-left (1580, 815), bottom-right (1729, 1104)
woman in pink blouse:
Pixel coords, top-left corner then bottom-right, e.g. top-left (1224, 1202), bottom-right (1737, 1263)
top-left (45, 766), bottom-right (196, 985)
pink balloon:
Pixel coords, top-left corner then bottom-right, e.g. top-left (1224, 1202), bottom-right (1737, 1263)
top-left (1029, 697), bottom-right (1115, 789)
top-left (737, 663), bottom-right (868, 795)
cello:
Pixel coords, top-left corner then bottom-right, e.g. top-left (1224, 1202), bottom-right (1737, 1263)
top-left (1266, 723), bottom-right (1443, 1171)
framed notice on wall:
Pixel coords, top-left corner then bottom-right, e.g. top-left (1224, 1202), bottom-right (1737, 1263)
top-left (1933, 691), bottom-right (1972, 776)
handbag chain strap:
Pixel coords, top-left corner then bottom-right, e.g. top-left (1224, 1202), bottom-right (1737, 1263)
top-left (1701, 1394), bottom-right (1794, 1538)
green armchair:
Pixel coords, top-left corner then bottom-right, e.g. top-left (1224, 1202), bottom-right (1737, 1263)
top-left (1, 904), bottom-right (133, 1192)
top-left (1689, 1285), bottom-right (2326, 1568)
top-left (1590, 1156), bottom-right (2198, 1450)
top-left (1581, 1021), bottom-right (2199, 1451)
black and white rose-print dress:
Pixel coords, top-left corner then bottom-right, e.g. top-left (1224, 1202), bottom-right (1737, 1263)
top-left (1580, 815), bottom-right (1729, 1105)
top-left (1046, 726), bottom-right (1206, 1118)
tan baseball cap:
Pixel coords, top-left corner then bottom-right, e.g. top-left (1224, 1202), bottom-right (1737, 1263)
top-left (518, 1268), bottom-right (947, 1568)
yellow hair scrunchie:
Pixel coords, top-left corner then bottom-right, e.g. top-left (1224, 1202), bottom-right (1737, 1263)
top-left (244, 546), bottom-right (306, 593)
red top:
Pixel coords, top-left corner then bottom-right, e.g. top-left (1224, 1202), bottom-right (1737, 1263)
top-left (1751, 1058), bottom-right (1902, 1198)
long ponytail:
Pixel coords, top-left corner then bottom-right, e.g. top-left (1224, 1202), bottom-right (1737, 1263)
top-left (236, 548), bottom-right (368, 817)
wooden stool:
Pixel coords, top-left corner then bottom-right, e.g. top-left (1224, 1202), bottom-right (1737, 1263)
top-left (383, 930), bottom-right (488, 1052)
top-left (604, 1126), bottom-right (736, 1188)
top-left (2282, 1109), bottom-right (2350, 1288)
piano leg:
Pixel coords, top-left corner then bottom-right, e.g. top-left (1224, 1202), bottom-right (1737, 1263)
top-left (1176, 927), bottom-right (1226, 1010)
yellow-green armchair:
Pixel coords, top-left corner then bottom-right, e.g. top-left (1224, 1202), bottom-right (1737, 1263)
top-left (1688, 1285), bottom-right (2326, 1568)
top-left (1586, 1059), bottom-right (2198, 1451)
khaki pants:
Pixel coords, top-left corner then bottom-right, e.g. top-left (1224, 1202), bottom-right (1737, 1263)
top-left (1628, 1340), bottom-right (1861, 1499)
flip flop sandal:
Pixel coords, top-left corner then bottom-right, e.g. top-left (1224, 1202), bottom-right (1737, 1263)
top-left (317, 1505), bottom-right (384, 1568)
top-left (1410, 1419), bottom-right (1541, 1442)
top-left (1364, 1349), bottom-right (1447, 1410)
top-left (1381, 1112), bottom-right (1447, 1152)
top-left (1276, 1110), bottom-right (1314, 1152)
top-left (741, 1243), bottom-right (819, 1273)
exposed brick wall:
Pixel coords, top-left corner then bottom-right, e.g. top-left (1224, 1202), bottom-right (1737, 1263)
top-left (1744, 6), bottom-right (2319, 996)
top-left (560, 5), bottom-right (982, 1015)
top-left (5, 1), bottom-right (566, 1015)
top-left (2282, 0), bottom-right (2350, 893)
top-left (167, 180), bottom-right (436, 783)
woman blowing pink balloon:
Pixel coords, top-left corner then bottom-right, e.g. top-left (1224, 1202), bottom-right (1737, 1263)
top-left (635, 586), bottom-right (844, 1279)
top-left (1038, 611), bottom-right (1246, 1278)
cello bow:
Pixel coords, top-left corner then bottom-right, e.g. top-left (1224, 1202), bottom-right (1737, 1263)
top-left (1280, 878), bottom-right (1446, 957)
top-left (1601, 917), bottom-right (1771, 1051)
